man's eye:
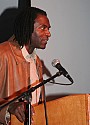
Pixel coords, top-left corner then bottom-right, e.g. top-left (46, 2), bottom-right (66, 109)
top-left (41, 26), bottom-right (46, 30)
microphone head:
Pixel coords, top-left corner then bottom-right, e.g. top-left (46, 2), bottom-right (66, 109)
top-left (52, 59), bottom-right (60, 67)
top-left (52, 59), bottom-right (74, 83)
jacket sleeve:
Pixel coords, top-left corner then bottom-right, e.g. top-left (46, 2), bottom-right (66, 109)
top-left (0, 106), bottom-right (8, 125)
top-left (0, 98), bottom-right (10, 125)
top-left (0, 55), bottom-right (9, 124)
top-left (0, 54), bottom-right (7, 98)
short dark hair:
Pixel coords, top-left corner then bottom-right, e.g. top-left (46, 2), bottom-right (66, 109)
top-left (13, 7), bottom-right (47, 47)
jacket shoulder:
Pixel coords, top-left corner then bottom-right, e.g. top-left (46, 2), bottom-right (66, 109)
top-left (0, 41), bottom-right (11, 56)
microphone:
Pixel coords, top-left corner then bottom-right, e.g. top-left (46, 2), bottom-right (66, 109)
top-left (52, 59), bottom-right (74, 83)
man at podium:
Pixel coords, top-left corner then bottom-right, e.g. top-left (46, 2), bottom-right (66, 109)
top-left (0, 6), bottom-right (51, 125)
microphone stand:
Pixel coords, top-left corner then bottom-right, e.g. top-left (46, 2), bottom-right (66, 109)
top-left (0, 71), bottom-right (61, 125)
top-left (24, 86), bottom-right (32, 125)
top-left (43, 85), bottom-right (48, 125)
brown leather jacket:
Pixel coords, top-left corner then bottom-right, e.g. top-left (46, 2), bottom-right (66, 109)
top-left (0, 36), bottom-right (44, 124)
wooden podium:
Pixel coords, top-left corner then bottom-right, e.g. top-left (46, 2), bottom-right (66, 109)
top-left (11, 94), bottom-right (89, 125)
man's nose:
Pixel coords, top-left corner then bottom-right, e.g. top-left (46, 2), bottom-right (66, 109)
top-left (45, 30), bottom-right (51, 37)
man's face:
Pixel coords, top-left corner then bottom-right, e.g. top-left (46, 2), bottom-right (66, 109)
top-left (31, 14), bottom-right (51, 49)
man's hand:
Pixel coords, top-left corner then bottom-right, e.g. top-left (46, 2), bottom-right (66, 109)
top-left (8, 102), bottom-right (35, 123)
top-left (8, 102), bottom-right (25, 123)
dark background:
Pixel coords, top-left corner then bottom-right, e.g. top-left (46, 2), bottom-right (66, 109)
top-left (0, 0), bottom-right (31, 43)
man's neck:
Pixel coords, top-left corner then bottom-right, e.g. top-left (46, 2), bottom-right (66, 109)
top-left (25, 44), bottom-right (35, 54)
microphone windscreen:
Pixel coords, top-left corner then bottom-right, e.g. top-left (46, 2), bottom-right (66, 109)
top-left (52, 59), bottom-right (60, 67)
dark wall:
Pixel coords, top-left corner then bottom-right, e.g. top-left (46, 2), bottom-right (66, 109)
top-left (0, 0), bottom-right (31, 43)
